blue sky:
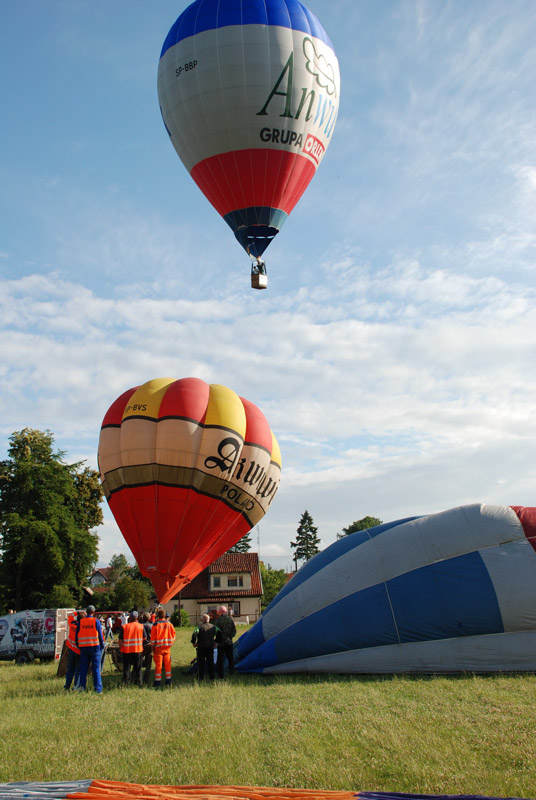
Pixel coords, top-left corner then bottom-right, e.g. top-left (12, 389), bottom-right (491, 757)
top-left (1, 0), bottom-right (535, 570)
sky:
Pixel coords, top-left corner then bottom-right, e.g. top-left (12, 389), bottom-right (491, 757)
top-left (1, 0), bottom-right (535, 573)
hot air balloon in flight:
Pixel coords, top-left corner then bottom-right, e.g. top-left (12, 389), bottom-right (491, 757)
top-left (98, 377), bottom-right (281, 604)
top-left (157, 0), bottom-right (340, 289)
top-left (235, 504), bottom-right (536, 674)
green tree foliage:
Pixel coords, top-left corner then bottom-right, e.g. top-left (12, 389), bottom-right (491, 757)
top-left (336, 516), bottom-right (383, 539)
top-left (170, 608), bottom-right (190, 627)
top-left (110, 575), bottom-right (150, 611)
top-left (259, 562), bottom-right (288, 610)
top-left (0, 429), bottom-right (103, 612)
top-left (107, 553), bottom-right (130, 584)
top-left (291, 510), bottom-right (321, 567)
top-left (228, 531), bottom-right (252, 553)
top-left (91, 556), bottom-right (154, 611)
top-left (127, 561), bottom-right (153, 591)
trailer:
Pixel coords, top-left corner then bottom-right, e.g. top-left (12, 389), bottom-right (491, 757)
top-left (0, 608), bottom-right (74, 665)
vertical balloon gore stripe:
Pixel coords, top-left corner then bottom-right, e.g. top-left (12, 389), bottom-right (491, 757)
top-left (191, 150), bottom-right (315, 218)
top-left (100, 387), bottom-right (138, 427)
top-left (122, 377), bottom-right (176, 420)
top-left (205, 384), bottom-right (247, 435)
top-left (270, 432), bottom-right (282, 468)
top-left (160, 0), bottom-right (336, 57)
top-left (511, 506), bottom-right (536, 552)
top-left (241, 397), bottom-right (273, 452)
top-left (158, 376), bottom-right (209, 421)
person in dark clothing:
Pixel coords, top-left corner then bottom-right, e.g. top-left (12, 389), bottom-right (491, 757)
top-left (118, 610), bottom-right (144, 687)
top-left (215, 605), bottom-right (236, 678)
top-left (140, 612), bottom-right (153, 686)
top-left (191, 614), bottom-right (221, 680)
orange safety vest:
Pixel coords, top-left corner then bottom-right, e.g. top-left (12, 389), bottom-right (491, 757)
top-left (65, 615), bottom-right (80, 654)
top-left (150, 620), bottom-right (176, 650)
top-left (78, 616), bottom-right (100, 648)
top-left (120, 621), bottom-right (144, 654)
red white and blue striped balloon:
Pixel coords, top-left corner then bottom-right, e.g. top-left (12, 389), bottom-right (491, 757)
top-left (235, 504), bottom-right (536, 674)
top-left (157, 0), bottom-right (340, 260)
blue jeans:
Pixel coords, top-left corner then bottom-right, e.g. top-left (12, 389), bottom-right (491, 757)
top-left (78, 646), bottom-right (103, 693)
top-left (64, 647), bottom-right (80, 689)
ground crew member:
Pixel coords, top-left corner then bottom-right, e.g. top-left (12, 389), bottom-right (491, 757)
top-left (76, 605), bottom-right (104, 693)
top-left (150, 608), bottom-right (176, 688)
top-left (118, 610), bottom-right (144, 687)
top-left (191, 613), bottom-right (221, 681)
top-left (215, 605), bottom-right (236, 678)
top-left (140, 612), bottom-right (153, 686)
top-left (64, 610), bottom-right (85, 690)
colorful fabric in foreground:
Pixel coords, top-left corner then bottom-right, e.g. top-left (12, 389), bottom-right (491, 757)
top-left (235, 504), bottom-right (536, 674)
top-left (0, 781), bottom-right (531, 800)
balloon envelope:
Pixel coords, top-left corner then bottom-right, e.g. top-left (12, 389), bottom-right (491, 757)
top-left (157, 0), bottom-right (340, 259)
top-left (98, 377), bottom-right (281, 604)
top-left (235, 504), bottom-right (536, 673)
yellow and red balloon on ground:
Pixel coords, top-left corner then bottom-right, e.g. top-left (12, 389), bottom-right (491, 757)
top-left (98, 377), bottom-right (281, 604)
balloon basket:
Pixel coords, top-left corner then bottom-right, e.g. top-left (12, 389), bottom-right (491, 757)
top-left (251, 272), bottom-right (268, 290)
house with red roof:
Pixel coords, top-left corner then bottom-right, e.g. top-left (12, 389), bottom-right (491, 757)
top-left (163, 552), bottom-right (263, 626)
top-left (89, 567), bottom-right (113, 589)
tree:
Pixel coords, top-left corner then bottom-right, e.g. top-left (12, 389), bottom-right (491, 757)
top-left (228, 531), bottom-right (252, 553)
top-left (336, 516), bottom-right (383, 539)
top-left (110, 575), bottom-right (150, 611)
top-left (91, 556), bottom-right (154, 611)
top-left (127, 562), bottom-right (153, 592)
top-left (0, 429), bottom-right (103, 612)
top-left (259, 562), bottom-right (288, 610)
top-left (291, 510), bottom-right (320, 569)
top-left (107, 553), bottom-right (130, 584)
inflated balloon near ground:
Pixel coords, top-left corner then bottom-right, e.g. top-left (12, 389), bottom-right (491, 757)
top-left (236, 504), bottom-right (536, 674)
top-left (98, 377), bottom-right (281, 604)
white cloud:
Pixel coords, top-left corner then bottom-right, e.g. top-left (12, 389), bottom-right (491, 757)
top-left (1, 0), bottom-right (534, 573)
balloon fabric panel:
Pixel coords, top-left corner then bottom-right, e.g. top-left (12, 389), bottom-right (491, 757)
top-left (157, 0), bottom-right (340, 259)
top-left (235, 505), bottom-right (536, 674)
top-left (98, 378), bottom-right (280, 604)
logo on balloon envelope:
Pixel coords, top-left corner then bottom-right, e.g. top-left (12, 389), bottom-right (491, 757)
top-left (256, 37), bottom-right (338, 143)
top-left (303, 135), bottom-right (325, 165)
top-left (204, 436), bottom-right (279, 510)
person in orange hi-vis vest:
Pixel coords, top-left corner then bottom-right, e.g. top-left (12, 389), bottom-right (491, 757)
top-left (118, 610), bottom-right (144, 687)
top-left (64, 610), bottom-right (85, 690)
top-left (76, 605), bottom-right (104, 693)
top-left (150, 608), bottom-right (176, 688)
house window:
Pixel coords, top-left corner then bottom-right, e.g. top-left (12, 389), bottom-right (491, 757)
top-left (212, 576), bottom-right (221, 588)
top-left (227, 575), bottom-right (244, 588)
top-left (227, 602), bottom-right (240, 616)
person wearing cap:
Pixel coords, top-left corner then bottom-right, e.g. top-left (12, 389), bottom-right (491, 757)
top-left (76, 605), bottom-right (104, 693)
top-left (118, 610), bottom-right (144, 687)
top-left (64, 610), bottom-right (86, 690)
top-left (150, 608), bottom-right (176, 688)
top-left (215, 605), bottom-right (236, 678)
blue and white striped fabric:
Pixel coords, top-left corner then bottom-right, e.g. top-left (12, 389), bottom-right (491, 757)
top-left (236, 504), bottom-right (536, 673)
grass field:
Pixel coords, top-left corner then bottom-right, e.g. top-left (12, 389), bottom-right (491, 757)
top-left (1, 628), bottom-right (535, 797)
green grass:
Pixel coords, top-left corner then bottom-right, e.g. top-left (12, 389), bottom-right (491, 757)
top-left (1, 628), bottom-right (535, 797)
